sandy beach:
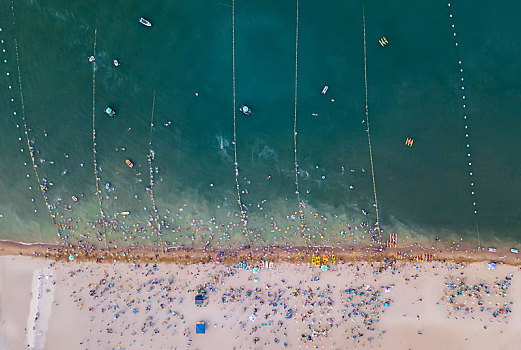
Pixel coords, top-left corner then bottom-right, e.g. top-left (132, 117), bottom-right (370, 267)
top-left (1, 248), bottom-right (520, 349)
top-left (0, 256), bottom-right (55, 350)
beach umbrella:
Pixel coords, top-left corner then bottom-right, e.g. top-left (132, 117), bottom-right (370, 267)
top-left (252, 267), bottom-right (259, 274)
top-left (321, 265), bottom-right (328, 271)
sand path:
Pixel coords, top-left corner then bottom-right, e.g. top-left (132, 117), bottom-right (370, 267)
top-left (0, 256), bottom-right (52, 349)
top-left (26, 265), bottom-right (55, 349)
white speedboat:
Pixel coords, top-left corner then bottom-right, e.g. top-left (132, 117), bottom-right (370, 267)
top-left (140, 17), bottom-right (152, 27)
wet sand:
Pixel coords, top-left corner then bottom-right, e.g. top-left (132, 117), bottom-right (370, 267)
top-left (1, 239), bottom-right (520, 266)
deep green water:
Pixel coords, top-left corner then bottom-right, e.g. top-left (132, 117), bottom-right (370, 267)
top-left (0, 0), bottom-right (520, 248)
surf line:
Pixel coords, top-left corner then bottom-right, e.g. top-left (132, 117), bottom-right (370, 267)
top-left (292, 0), bottom-right (308, 241)
top-left (147, 88), bottom-right (164, 252)
top-left (447, 2), bottom-right (481, 248)
top-left (10, 0), bottom-right (61, 242)
top-left (231, 0), bottom-right (253, 252)
top-left (362, 6), bottom-right (381, 242)
top-left (90, 28), bottom-right (108, 247)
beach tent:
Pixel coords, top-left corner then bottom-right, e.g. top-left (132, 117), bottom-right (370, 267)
top-left (196, 321), bottom-right (206, 334)
top-left (195, 294), bottom-right (204, 306)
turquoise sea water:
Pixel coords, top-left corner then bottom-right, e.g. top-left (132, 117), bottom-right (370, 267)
top-left (0, 0), bottom-right (520, 248)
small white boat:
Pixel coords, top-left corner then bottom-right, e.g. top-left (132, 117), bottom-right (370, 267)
top-left (240, 105), bottom-right (252, 116)
top-left (104, 106), bottom-right (116, 117)
top-left (511, 248), bottom-right (519, 254)
top-left (322, 85), bottom-right (328, 94)
top-left (139, 17), bottom-right (152, 27)
top-left (488, 247), bottom-right (497, 253)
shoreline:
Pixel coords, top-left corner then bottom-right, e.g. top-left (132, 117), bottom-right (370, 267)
top-left (1, 238), bottom-right (520, 266)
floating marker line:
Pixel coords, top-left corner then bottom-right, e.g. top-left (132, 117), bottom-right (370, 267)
top-left (447, 2), bottom-right (480, 248)
top-left (10, 0), bottom-right (60, 242)
top-left (231, 0), bottom-right (253, 252)
top-left (293, 0), bottom-right (307, 241)
top-left (147, 88), bottom-right (164, 252)
top-left (362, 6), bottom-right (381, 241)
top-left (90, 28), bottom-right (108, 248)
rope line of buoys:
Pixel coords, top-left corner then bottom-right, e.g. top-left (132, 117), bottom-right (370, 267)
top-left (362, 6), bottom-right (381, 241)
top-left (293, 0), bottom-right (307, 241)
top-left (231, 0), bottom-right (252, 252)
top-left (447, 2), bottom-right (480, 248)
top-left (147, 89), bottom-right (164, 252)
top-left (10, 0), bottom-right (60, 242)
top-left (90, 28), bottom-right (108, 248)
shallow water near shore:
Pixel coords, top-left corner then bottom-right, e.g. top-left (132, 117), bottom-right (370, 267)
top-left (0, 0), bottom-right (520, 249)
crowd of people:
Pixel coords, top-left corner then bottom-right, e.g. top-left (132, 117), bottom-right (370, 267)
top-left (442, 274), bottom-right (513, 323)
